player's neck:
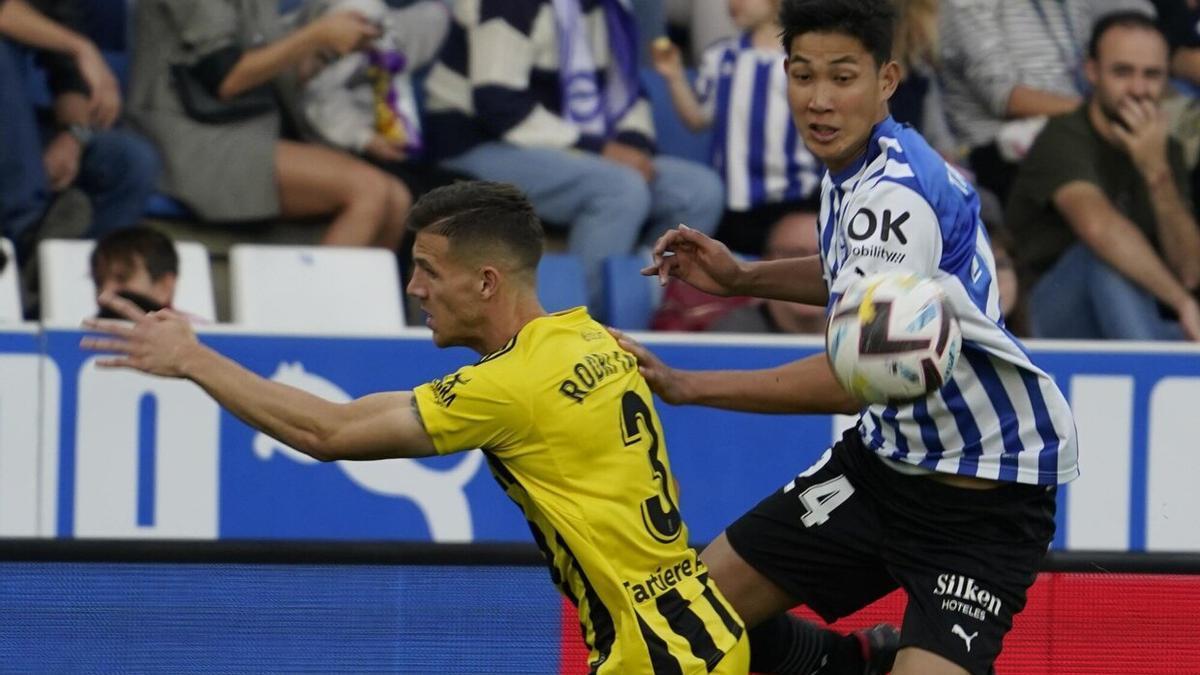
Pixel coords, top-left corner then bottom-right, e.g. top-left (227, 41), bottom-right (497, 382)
top-left (476, 292), bottom-right (547, 355)
top-left (825, 108), bottom-right (889, 176)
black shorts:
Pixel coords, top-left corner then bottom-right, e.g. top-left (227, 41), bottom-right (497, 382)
top-left (725, 429), bottom-right (1056, 675)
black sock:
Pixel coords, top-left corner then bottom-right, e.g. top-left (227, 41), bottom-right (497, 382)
top-left (747, 613), bottom-right (867, 675)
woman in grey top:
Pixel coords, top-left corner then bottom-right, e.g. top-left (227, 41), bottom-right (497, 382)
top-left (127, 0), bottom-right (410, 248)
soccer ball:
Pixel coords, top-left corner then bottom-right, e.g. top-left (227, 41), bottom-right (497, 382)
top-left (826, 271), bottom-right (962, 404)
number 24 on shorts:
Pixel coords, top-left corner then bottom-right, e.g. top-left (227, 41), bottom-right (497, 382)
top-left (783, 448), bottom-right (856, 528)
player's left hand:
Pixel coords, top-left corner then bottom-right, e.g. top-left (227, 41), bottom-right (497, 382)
top-left (1111, 97), bottom-right (1169, 178)
top-left (608, 327), bottom-right (689, 404)
top-left (80, 292), bottom-right (200, 378)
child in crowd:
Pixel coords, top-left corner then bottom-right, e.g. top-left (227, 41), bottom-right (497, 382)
top-left (651, 0), bottom-right (821, 256)
top-left (90, 226), bottom-right (179, 317)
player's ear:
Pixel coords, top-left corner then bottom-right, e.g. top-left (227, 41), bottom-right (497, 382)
top-left (879, 59), bottom-right (901, 101)
top-left (479, 266), bottom-right (501, 300)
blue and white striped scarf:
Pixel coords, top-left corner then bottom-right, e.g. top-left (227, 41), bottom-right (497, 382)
top-left (552, 0), bottom-right (640, 138)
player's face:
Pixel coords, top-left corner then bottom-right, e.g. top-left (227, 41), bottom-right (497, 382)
top-left (407, 232), bottom-right (485, 349)
top-left (784, 31), bottom-right (898, 173)
top-left (1085, 26), bottom-right (1168, 125)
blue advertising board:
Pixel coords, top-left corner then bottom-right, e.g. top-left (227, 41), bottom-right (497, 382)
top-left (2, 326), bottom-right (1198, 551)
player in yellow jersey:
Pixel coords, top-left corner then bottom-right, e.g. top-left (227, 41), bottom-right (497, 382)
top-left (80, 181), bottom-right (749, 674)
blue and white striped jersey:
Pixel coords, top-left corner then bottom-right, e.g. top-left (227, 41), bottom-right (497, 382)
top-left (697, 35), bottom-right (821, 211)
top-left (819, 116), bottom-right (1078, 485)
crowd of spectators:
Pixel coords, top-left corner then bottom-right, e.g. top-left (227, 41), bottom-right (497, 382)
top-left (1, 0), bottom-right (1198, 342)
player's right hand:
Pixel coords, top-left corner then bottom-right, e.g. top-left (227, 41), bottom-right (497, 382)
top-left (608, 328), bottom-right (689, 405)
top-left (80, 293), bottom-right (200, 379)
top-left (643, 224), bottom-right (743, 296)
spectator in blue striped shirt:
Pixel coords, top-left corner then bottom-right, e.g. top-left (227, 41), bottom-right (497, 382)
top-left (652, 0), bottom-right (822, 256)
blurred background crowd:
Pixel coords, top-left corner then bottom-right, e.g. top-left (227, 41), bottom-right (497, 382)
top-left (2, 0), bottom-right (1198, 341)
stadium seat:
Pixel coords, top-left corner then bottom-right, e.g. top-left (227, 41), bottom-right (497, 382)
top-left (0, 239), bottom-right (22, 322)
top-left (38, 238), bottom-right (216, 324)
top-left (603, 254), bottom-right (657, 330)
top-left (536, 253), bottom-right (588, 313)
top-left (640, 66), bottom-right (713, 165)
top-left (229, 244), bottom-right (404, 331)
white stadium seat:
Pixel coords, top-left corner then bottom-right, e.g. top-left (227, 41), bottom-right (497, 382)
top-left (0, 238), bottom-right (22, 322)
top-left (38, 238), bottom-right (216, 324)
top-left (229, 244), bottom-right (404, 332)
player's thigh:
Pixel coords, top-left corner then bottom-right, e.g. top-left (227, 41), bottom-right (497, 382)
top-left (274, 140), bottom-right (389, 217)
top-left (700, 532), bottom-right (795, 628)
top-left (893, 647), bottom-right (970, 675)
top-left (720, 441), bottom-right (896, 625)
top-left (885, 482), bottom-right (1055, 675)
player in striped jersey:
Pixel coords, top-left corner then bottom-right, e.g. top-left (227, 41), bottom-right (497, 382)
top-left (81, 181), bottom-right (748, 674)
top-left (619, 1), bottom-right (1077, 673)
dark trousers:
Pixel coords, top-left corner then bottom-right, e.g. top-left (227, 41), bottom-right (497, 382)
top-left (0, 39), bottom-right (160, 247)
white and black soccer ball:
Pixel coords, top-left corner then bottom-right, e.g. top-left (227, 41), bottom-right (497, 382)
top-left (826, 271), bottom-right (962, 404)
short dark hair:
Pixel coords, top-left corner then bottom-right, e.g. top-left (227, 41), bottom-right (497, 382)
top-left (90, 226), bottom-right (179, 288)
top-left (779, 0), bottom-right (896, 67)
top-left (1088, 10), bottom-right (1164, 60)
top-left (407, 181), bottom-right (544, 273)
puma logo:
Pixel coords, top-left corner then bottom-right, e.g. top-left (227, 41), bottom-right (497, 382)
top-left (952, 624), bottom-right (978, 652)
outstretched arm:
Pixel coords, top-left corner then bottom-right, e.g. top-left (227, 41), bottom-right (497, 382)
top-left (645, 225), bottom-right (829, 305)
top-left (610, 329), bottom-right (860, 415)
top-left (81, 294), bottom-right (437, 461)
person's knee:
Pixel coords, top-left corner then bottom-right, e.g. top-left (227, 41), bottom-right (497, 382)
top-left (379, 178), bottom-right (412, 248)
top-left (655, 160), bottom-right (725, 234)
top-left (593, 164), bottom-right (651, 227)
top-left (120, 136), bottom-right (162, 193)
top-left (86, 133), bottom-right (160, 192)
top-left (388, 177), bottom-right (412, 214)
top-left (346, 165), bottom-right (392, 212)
top-left (1086, 252), bottom-right (1146, 300)
top-left (687, 164), bottom-right (725, 220)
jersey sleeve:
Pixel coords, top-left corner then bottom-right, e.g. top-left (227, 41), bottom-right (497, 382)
top-left (412, 362), bottom-right (531, 456)
top-left (830, 179), bottom-right (943, 297)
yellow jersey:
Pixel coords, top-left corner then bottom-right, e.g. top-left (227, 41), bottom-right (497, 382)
top-left (413, 308), bottom-right (747, 674)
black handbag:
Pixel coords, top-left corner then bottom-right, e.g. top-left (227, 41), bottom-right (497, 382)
top-left (170, 63), bottom-right (277, 124)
